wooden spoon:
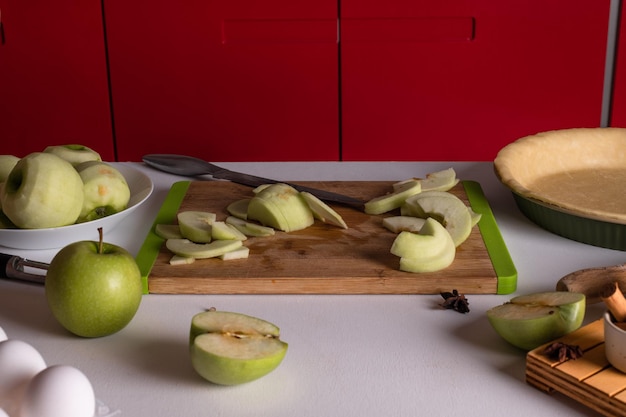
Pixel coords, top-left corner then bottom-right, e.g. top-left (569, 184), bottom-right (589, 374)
top-left (556, 263), bottom-right (626, 304)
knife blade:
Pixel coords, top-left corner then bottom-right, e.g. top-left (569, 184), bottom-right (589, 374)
top-left (0, 253), bottom-right (47, 285)
top-left (142, 154), bottom-right (365, 210)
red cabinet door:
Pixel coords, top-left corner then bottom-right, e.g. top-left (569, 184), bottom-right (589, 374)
top-left (0, 0), bottom-right (113, 160)
top-left (105, 0), bottom-right (338, 162)
top-left (341, 0), bottom-right (610, 161)
top-left (610, 6), bottom-right (626, 126)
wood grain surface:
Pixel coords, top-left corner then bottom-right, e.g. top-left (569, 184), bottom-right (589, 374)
top-left (146, 181), bottom-right (500, 294)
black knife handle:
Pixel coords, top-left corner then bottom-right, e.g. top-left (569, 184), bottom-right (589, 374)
top-left (0, 253), bottom-right (12, 279)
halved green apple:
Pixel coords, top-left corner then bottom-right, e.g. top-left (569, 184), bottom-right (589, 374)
top-left (486, 291), bottom-right (586, 351)
top-left (364, 179), bottom-right (421, 215)
top-left (189, 310), bottom-right (288, 385)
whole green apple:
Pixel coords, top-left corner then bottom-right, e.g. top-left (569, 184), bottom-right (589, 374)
top-left (1, 153), bottom-right (84, 229)
top-left (75, 161), bottom-right (131, 222)
top-left (43, 144), bottom-right (101, 166)
top-left (45, 228), bottom-right (143, 338)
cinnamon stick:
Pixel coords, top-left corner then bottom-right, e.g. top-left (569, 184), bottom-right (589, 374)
top-left (601, 281), bottom-right (626, 323)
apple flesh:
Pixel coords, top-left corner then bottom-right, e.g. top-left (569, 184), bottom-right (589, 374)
top-left (300, 191), bottom-right (347, 229)
top-left (486, 291), bottom-right (586, 350)
top-left (177, 211), bottom-right (217, 243)
top-left (75, 161), bottom-right (131, 222)
top-left (1, 152), bottom-right (84, 229)
top-left (45, 229), bottom-right (143, 337)
top-left (189, 310), bottom-right (288, 385)
top-left (247, 183), bottom-right (314, 232)
top-left (0, 155), bottom-right (20, 183)
top-left (166, 238), bottom-right (243, 259)
top-left (364, 179), bottom-right (421, 215)
top-left (43, 144), bottom-right (101, 166)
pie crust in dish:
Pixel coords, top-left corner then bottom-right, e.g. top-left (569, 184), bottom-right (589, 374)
top-left (494, 128), bottom-right (626, 225)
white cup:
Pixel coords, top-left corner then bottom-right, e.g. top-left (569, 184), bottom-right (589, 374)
top-left (604, 311), bottom-right (626, 373)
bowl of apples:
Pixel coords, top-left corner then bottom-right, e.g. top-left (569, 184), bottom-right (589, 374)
top-left (0, 146), bottom-right (153, 250)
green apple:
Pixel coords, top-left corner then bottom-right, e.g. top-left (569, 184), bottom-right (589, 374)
top-left (1, 152), bottom-right (84, 229)
top-left (43, 144), bottom-right (101, 166)
top-left (403, 191), bottom-right (473, 247)
top-left (392, 168), bottom-right (459, 193)
top-left (45, 228), bottom-right (143, 338)
top-left (391, 217), bottom-right (456, 273)
top-left (382, 216), bottom-right (426, 233)
top-left (165, 238), bottom-right (242, 259)
top-left (189, 310), bottom-right (288, 385)
top-left (75, 161), bottom-right (131, 222)
top-left (225, 216), bottom-right (275, 237)
top-left (177, 211), bottom-right (217, 243)
top-left (300, 191), bottom-right (347, 229)
top-left (0, 155), bottom-right (20, 183)
top-left (486, 291), bottom-right (586, 351)
top-left (364, 179), bottom-right (421, 215)
top-left (247, 183), bottom-right (314, 232)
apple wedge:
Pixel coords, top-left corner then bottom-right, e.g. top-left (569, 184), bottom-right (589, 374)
top-left (225, 216), bottom-right (275, 237)
top-left (300, 191), bottom-right (347, 229)
top-left (211, 221), bottom-right (248, 241)
top-left (486, 291), bottom-right (586, 350)
top-left (219, 246), bottom-right (250, 260)
top-left (393, 168), bottom-right (459, 193)
top-left (189, 310), bottom-right (288, 385)
top-left (169, 255), bottom-right (196, 265)
top-left (247, 183), bottom-right (314, 232)
top-left (382, 216), bottom-right (426, 233)
top-left (364, 179), bottom-right (421, 215)
top-left (177, 211), bottom-right (217, 243)
top-left (403, 191), bottom-right (472, 247)
top-left (165, 239), bottom-right (242, 259)
top-left (226, 199), bottom-right (250, 220)
top-left (155, 224), bottom-right (184, 240)
top-left (390, 217), bottom-right (456, 273)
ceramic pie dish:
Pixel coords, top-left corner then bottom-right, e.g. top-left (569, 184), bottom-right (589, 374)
top-left (494, 127), bottom-right (626, 250)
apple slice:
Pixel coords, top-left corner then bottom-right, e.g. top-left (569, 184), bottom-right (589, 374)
top-left (226, 199), bottom-right (250, 220)
top-left (169, 255), bottom-right (196, 265)
top-left (420, 168), bottom-right (459, 192)
top-left (211, 221), bottom-right (247, 241)
top-left (166, 239), bottom-right (242, 259)
top-left (219, 246), bottom-right (250, 260)
top-left (155, 224), bottom-right (184, 240)
top-left (177, 211), bottom-right (217, 243)
top-left (390, 218), bottom-right (456, 273)
top-left (300, 192), bottom-right (348, 229)
top-left (404, 191), bottom-right (472, 247)
top-left (247, 183), bottom-right (314, 232)
top-left (364, 179), bottom-right (421, 215)
top-left (486, 291), bottom-right (586, 350)
top-left (225, 216), bottom-right (275, 237)
top-left (382, 216), bottom-right (426, 233)
top-left (189, 310), bottom-right (288, 385)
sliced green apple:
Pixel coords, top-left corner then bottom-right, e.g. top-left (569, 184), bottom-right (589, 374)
top-left (169, 255), bottom-right (196, 265)
top-left (300, 191), bottom-right (347, 229)
top-left (166, 238), bottom-right (242, 259)
top-left (225, 216), bottom-right (275, 237)
top-left (382, 216), bottom-right (426, 233)
top-left (226, 199), bottom-right (250, 220)
top-left (211, 221), bottom-right (247, 241)
top-left (219, 246), bottom-right (250, 260)
top-left (247, 183), bottom-right (314, 232)
top-left (177, 211), bottom-right (217, 243)
top-left (364, 179), bottom-right (421, 215)
top-left (155, 224), bottom-right (184, 240)
top-left (189, 310), bottom-right (288, 385)
top-left (404, 191), bottom-right (472, 247)
top-left (420, 168), bottom-right (459, 192)
top-left (486, 291), bottom-right (586, 351)
top-left (390, 217), bottom-right (456, 273)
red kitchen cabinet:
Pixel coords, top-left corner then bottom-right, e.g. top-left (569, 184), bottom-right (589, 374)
top-left (610, 5), bottom-right (626, 127)
top-left (341, 0), bottom-right (610, 161)
top-left (0, 0), bottom-right (114, 160)
top-left (105, 0), bottom-right (339, 162)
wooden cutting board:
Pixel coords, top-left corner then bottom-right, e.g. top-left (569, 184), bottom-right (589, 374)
top-left (135, 180), bottom-right (516, 295)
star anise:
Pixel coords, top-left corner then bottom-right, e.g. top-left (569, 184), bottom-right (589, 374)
top-left (440, 289), bottom-right (470, 313)
top-left (543, 342), bottom-right (584, 363)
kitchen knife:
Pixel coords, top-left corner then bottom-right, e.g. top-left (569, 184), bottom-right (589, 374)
top-left (142, 154), bottom-right (365, 210)
top-left (0, 253), bottom-right (47, 284)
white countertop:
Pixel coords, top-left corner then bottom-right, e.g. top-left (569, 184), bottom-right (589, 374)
top-left (1, 161), bottom-right (623, 417)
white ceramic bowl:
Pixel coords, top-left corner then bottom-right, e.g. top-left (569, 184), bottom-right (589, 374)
top-left (604, 311), bottom-right (626, 373)
top-left (0, 165), bottom-right (153, 250)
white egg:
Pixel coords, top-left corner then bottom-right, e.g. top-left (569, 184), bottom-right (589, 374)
top-left (20, 364), bottom-right (95, 417)
top-left (0, 339), bottom-right (47, 413)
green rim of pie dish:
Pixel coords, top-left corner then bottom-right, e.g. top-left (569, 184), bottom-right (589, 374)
top-left (511, 193), bottom-right (626, 251)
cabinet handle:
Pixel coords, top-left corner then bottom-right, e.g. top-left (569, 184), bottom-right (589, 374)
top-left (0, 8), bottom-right (5, 45)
